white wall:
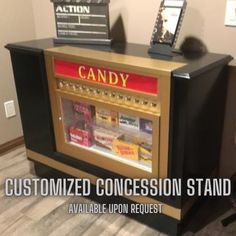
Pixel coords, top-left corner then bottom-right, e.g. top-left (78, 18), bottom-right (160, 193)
top-left (31, 1), bottom-right (56, 39)
top-left (179, 1), bottom-right (236, 65)
top-left (108, 0), bottom-right (158, 45)
top-left (0, 1), bottom-right (36, 144)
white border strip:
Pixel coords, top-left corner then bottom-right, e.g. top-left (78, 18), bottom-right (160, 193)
top-left (58, 30), bottom-right (106, 34)
top-left (57, 22), bottom-right (107, 27)
top-left (164, 0), bottom-right (184, 7)
top-left (56, 13), bottom-right (106, 17)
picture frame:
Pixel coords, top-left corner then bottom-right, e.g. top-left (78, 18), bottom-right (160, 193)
top-left (149, 0), bottom-right (187, 56)
top-left (50, 0), bottom-right (112, 46)
top-left (225, 0), bottom-right (236, 26)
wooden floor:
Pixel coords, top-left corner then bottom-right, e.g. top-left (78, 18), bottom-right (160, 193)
top-left (0, 146), bottom-right (235, 236)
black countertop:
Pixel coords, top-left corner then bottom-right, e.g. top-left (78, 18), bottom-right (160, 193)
top-left (6, 38), bottom-right (233, 80)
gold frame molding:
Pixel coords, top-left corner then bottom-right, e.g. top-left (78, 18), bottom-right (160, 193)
top-left (44, 46), bottom-right (184, 179)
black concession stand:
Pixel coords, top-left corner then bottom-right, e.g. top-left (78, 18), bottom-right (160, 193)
top-left (6, 39), bottom-right (232, 235)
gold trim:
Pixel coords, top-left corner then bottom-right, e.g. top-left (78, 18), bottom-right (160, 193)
top-left (158, 73), bottom-right (171, 178)
top-left (26, 149), bottom-right (181, 220)
top-left (44, 46), bottom-right (184, 77)
top-left (57, 90), bottom-right (160, 117)
top-left (55, 74), bottom-right (159, 100)
top-left (45, 52), bottom-right (161, 179)
top-left (56, 77), bottom-right (160, 114)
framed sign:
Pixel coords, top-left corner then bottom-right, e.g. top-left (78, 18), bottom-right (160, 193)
top-left (51, 0), bottom-right (112, 45)
top-left (225, 0), bottom-right (236, 26)
top-left (149, 0), bottom-right (187, 56)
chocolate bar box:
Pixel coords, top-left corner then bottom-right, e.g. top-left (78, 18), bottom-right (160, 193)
top-left (96, 107), bottom-right (118, 126)
top-left (69, 102), bottom-right (95, 147)
top-left (94, 125), bottom-right (123, 150)
top-left (119, 113), bottom-right (140, 131)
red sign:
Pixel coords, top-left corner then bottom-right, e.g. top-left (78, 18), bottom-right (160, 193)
top-left (54, 59), bottom-right (158, 95)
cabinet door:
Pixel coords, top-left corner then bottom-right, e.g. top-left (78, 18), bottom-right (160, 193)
top-left (45, 53), bottom-right (171, 179)
top-left (56, 94), bottom-right (159, 178)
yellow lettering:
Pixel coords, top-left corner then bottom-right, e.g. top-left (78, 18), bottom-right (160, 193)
top-left (120, 74), bottom-right (129, 88)
top-left (87, 68), bottom-right (96, 81)
top-left (78, 66), bottom-right (86, 79)
top-left (109, 72), bottom-right (118, 85)
top-left (78, 66), bottom-right (129, 88)
top-left (97, 69), bottom-right (106, 83)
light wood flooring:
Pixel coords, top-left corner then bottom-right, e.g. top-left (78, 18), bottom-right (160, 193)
top-left (0, 146), bottom-right (235, 236)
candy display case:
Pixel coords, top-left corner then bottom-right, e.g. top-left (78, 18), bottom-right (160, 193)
top-left (6, 39), bottom-right (232, 235)
top-left (44, 47), bottom-right (168, 179)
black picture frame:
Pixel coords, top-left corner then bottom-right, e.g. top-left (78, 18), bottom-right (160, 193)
top-left (149, 0), bottom-right (187, 56)
top-left (50, 0), bottom-right (112, 46)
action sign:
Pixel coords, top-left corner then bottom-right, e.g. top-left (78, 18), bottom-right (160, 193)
top-left (51, 0), bottom-right (112, 45)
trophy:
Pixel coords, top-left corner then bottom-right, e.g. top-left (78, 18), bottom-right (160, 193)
top-left (51, 0), bottom-right (112, 46)
top-left (149, 0), bottom-right (187, 56)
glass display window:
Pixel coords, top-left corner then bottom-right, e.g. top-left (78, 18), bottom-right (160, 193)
top-left (60, 98), bottom-right (155, 172)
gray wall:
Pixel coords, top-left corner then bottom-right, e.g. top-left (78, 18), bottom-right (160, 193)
top-left (0, 1), bottom-right (36, 144)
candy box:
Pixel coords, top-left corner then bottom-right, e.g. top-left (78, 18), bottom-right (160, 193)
top-left (96, 108), bottom-right (118, 126)
top-left (119, 113), bottom-right (140, 131)
top-left (69, 127), bottom-right (93, 147)
top-left (72, 102), bottom-right (95, 133)
top-left (112, 136), bottom-right (139, 160)
top-left (140, 119), bottom-right (153, 134)
top-left (139, 142), bottom-right (152, 161)
top-left (94, 126), bottom-right (123, 150)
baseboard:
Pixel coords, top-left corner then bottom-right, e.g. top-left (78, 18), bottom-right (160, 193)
top-left (0, 136), bottom-right (25, 155)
